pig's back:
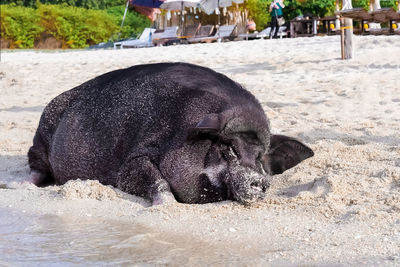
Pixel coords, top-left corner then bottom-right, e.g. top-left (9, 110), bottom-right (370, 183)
top-left (42, 63), bottom-right (262, 184)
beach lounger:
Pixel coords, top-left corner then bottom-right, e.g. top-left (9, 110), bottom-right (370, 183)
top-left (151, 29), bottom-right (164, 41)
top-left (163, 23), bottom-right (201, 45)
top-left (152, 26), bottom-right (179, 46)
top-left (274, 26), bottom-right (288, 38)
top-left (181, 24), bottom-right (201, 39)
top-left (240, 26), bottom-right (287, 40)
top-left (193, 25), bottom-right (214, 37)
top-left (185, 25), bottom-right (214, 43)
top-left (188, 25), bottom-right (236, 43)
top-left (238, 27), bottom-right (271, 40)
top-left (113, 28), bottom-right (156, 49)
top-left (240, 26), bottom-right (289, 40)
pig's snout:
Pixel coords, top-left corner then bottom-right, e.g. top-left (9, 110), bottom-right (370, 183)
top-left (227, 171), bottom-right (270, 205)
top-left (250, 179), bottom-right (269, 193)
top-left (247, 174), bottom-right (270, 199)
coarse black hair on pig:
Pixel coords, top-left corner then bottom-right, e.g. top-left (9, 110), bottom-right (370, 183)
top-left (28, 62), bottom-right (313, 205)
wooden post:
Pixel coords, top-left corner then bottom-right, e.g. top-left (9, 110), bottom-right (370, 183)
top-left (340, 18), bottom-right (353, 59)
top-left (290, 22), bottom-right (295, 38)
top-left (340, 18), bottom-right (345, 59)
top-left (313, 19), bottom-right (317, 35)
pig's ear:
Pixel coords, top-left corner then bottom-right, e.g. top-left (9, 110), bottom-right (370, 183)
top-left (263, 135), bottom-right (314, 175)
top-left (187, 113), bottom-right (226, 141)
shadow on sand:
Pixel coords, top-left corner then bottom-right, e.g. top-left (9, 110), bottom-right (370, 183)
top-left (0, 106), bottom-right (45, 113)
top-left (297, 128), bottom-right (400, 147)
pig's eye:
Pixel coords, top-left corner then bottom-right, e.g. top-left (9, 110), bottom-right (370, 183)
top-left (238, 131), bottom-right (260, 145)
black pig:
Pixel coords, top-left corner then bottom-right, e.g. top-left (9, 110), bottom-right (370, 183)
top-left (28, 62), bottom-right (313, 205)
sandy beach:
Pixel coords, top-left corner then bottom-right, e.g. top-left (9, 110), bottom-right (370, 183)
top-left (0, 35), bottom-right (399, 266)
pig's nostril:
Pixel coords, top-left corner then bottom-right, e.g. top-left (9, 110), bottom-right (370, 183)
top-left (250, 181), bottom-right (260, 188)
top-left (250, 182), bottom-right (266, 193)
top-left (250, 179), bottom-right (270, 194)
top-left (261, 185), bottom-right (267, 192)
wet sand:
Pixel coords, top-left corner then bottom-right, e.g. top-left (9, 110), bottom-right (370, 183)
top-left (0, 35), bottom-right (400, 265)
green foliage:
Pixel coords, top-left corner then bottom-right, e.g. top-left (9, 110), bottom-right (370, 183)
top-left (244, 0), bottom-right (338, 30)
top-left (352, 0), bottom-right (369, 9)
top-left (380, 0), bottom-right (397, 9)
top-left (298, 0), bottom-right (335, 18)
top-left (283, 0), bottom-right (303, 21)
top-left (0, 4), bottom-right (121, 48)
top-left (0, 1), bottom-right (36, 7)
top-left (1, 2), bottom-right (152, 48)
top-left (0, 5), bottom-right (43, 48)
top-left (106, 5), bottom-right (151, 40)
top-left (37, 4), bottom-right (118, 48)
top-left (351, 0), bottom-right (397, 10)
top-left (243, 0), bottom-right (270, 31)
top-left (37, 0), bottom-right (126, 9)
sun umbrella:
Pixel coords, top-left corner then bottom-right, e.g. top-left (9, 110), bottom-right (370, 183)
top-left (199, 0), bottom-right (244, 29)
top-left (131, 0), bottom-right (165, 8)
top-left (160, 0), bottom-right (202, 11)
top-left (160, 0), bottom-right (202, 35)
top-left (131, 0), bottom-right (165, 21)
top-left (199, 0), bottom-right (243, 15)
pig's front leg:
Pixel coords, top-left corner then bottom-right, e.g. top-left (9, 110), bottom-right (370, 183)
top-left (116, 156), bottom-right (176, 205)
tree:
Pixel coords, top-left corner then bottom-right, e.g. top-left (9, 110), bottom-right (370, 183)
top-left (299, 0), bottom-right (336, 18)
top-left (0, 0), bottom-right (36, 7)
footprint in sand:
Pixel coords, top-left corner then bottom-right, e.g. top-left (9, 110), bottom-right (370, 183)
top-left (395, 159), bottom-right (400, 167)
top-left (340, 137), bottom-right (368, 146)
top-left (10, 79), bottom-right (18, 86)
top-left (279, 177), bottom-right (330, 198)
top-left (7, 122), bottom-right (17, 130)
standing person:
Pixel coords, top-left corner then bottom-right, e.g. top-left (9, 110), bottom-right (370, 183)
top-left (269, 0), bottom-right (285, 39)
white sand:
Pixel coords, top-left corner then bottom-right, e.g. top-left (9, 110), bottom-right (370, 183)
top-left (0, 35), bottom-right (399, 265)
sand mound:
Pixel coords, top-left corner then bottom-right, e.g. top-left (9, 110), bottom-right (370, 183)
top-left (59, 179), bottom-right (120, 200)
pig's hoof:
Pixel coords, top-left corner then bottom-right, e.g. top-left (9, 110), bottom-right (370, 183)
top-left (152, 191), bottom-right (177, 206)
top-left (28, 170), bottom-right (46, 185)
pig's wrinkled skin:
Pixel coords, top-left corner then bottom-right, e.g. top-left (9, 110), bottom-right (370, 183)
top-left (28, 62), bottom-right (313, 205)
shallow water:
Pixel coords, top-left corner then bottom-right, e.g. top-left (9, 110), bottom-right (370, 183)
top-left (0, 208), bottom-right (268, 266)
